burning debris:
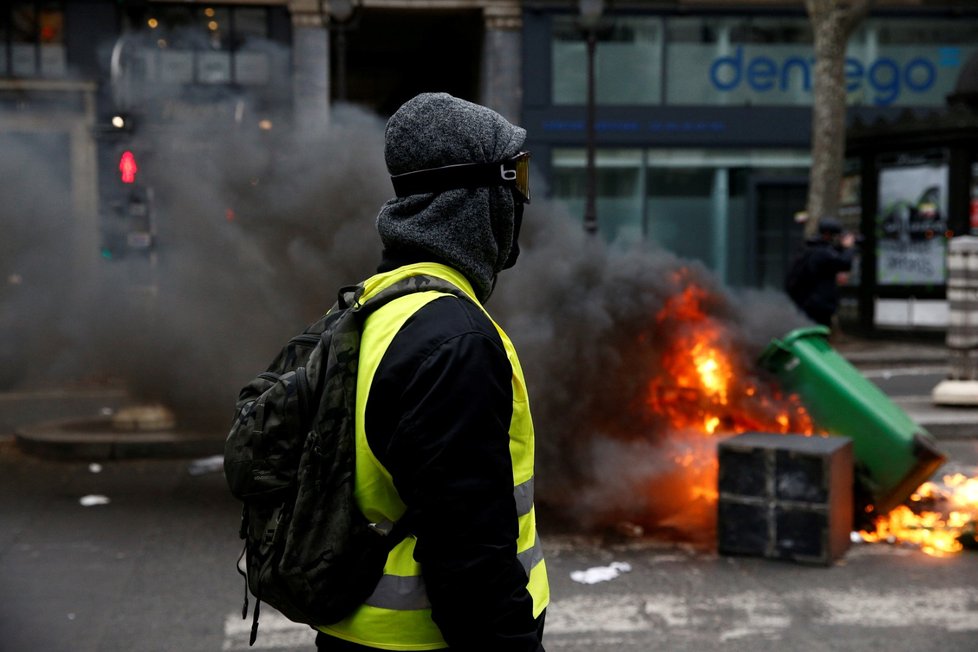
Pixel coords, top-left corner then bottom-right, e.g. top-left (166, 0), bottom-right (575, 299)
top-left (858, 468), bottom-right (978, 556)
top-left (646, 274), bottom-right (815, 439)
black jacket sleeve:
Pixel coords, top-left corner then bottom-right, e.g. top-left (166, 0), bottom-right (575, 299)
top-left (364, 296), bottom-right (542, 651)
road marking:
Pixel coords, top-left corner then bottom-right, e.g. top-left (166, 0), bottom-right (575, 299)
top-left (223, 609), bottom-right (314, 650)
top-left (860, 366), bottom-right (948, 379)
top-left (545, 586), bottom-right (978, 639)
top-left (224, 584), bottom-right (978, 649)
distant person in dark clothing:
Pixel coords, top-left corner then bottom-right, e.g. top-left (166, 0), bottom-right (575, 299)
top-left (785, 217), bottom-right (857, 328)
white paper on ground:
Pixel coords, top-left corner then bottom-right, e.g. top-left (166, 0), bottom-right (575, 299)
top-left (570, 561), bottom-right (632, 584)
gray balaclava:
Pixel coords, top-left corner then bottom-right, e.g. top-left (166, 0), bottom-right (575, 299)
top-left (376, 92), bottom-right (526, 302)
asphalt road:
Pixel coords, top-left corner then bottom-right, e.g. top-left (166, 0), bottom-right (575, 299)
top-left (1, 437), bottom-right (977, 652)
top-left (860, 366), bottom-right (948, 397)
top-left (1, 365), bottom-right (977, 652)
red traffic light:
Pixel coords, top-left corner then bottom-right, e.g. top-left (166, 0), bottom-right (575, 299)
top-left (119, 150), bottom-right (138, 184)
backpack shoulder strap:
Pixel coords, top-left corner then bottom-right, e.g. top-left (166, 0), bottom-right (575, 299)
top-left (354, 273), bottom-right (472, 317)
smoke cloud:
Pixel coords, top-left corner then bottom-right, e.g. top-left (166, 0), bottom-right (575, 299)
top-left (2, 75), bottom-right (810, 535)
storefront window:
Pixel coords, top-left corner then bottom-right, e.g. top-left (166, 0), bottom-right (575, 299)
top-left (552, 149), bottom-right (644, 244)
top-left (0, 2), bottom-right (64, 78)
top-left (845, 19), bottom-right (978, 107)
top-left (38, 2), bottom-right (64, 77)
top-left (135, 5), bottom-right (271, 86)
top-left (646, 168), bottom-right (716, 266)
top-left (552, 16), bottom-right (663, 105)
top-left (552, 148), bottom-right (811, 286)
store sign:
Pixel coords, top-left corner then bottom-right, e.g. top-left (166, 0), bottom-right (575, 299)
top-left (667, 43), bottom-right (972, 108)
top-left (709, 46), bottom-right (941, 106)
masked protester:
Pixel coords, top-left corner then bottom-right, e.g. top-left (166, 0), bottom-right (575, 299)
top-left (785, 216), bottom-right (857, 329)
top-left (314, 93), bottom-right (549, 651)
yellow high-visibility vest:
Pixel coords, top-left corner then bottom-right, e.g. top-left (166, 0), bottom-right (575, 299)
top-left (318, 262), bottom-right (549, 650)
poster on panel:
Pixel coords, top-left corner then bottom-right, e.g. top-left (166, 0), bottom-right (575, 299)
top-left (876, 151), bottom-right (949, 286)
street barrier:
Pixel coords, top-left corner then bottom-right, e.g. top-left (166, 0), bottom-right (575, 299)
top-left (933, 236), bottom-right (978, 405)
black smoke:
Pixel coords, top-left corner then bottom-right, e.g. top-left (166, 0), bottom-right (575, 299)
top-left (2, 91), bottom-right (809, 533)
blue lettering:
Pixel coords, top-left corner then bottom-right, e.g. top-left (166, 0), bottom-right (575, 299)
top-left (747, 56), bottom-right (777, 91)
top-left (904, 57), bottom-right (936, 92)
top-left (780, 56), bottom-right (812, 92)
top-left (708, 50), bottom-right (940, 106)
top-left (844, 57), bottom-right (864, 92)
top-left (709, 46), bottom-right (743, 91)
top-left (869, 58), bottom-right (900, 106)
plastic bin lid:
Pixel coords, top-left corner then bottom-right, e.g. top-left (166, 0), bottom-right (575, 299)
top-left (778, 326), bottom-right (831, 348)
top-left (758, 325), bottom-right (831, 364)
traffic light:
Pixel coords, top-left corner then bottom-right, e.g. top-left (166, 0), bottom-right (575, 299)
top-left (98, 135), bottom-right (154, 260)
top-left (119, 149), bottom-right (138, 184)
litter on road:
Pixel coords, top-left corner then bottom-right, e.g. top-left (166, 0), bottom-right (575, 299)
top-left (79, 494), bottom-right (110, 507)
top-left (570, 561), bottom-right (632, 585)
top-left (188, 455), bottom-right (224, 476)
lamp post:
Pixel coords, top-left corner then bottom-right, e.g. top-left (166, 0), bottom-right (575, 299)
top-left (579, 0), bottom-right (604, 236)
top-left (323, 0), bottom-right (361, 102)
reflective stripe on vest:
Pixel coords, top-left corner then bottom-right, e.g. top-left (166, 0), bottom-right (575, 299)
top-left (318, 262), bottom-right (550, 650)
top-left (365, 532), bottom-right (546, 611)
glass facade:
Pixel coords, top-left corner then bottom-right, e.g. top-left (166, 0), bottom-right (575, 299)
top-left (130, 5), bottom-right (276, 87)
top-left (552, 16), bottom-right (663, 105)
top-left (552, 14), bottom-right (978, 108)
top-left (553, 148), bottom-right (810, 287)
top-left (542, 10), bottom-right (977, 294)
top-left (0, 2), bottom-right (66, 78)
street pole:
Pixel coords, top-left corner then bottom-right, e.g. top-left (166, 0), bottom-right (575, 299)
top-left (324, 0), bottom-right (360, 105)
top-left (335, 28), bottom-right (347, 102)
top-left (583, 28), bottom-right (598, 236)
top-left (579, 0), bottom-right (604, 236)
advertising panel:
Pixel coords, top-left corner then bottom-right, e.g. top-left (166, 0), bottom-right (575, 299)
top-left (875, 151), bottom-right (949, 286)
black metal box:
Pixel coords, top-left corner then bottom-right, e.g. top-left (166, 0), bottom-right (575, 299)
top-left (717, 433), bottom-right (853, 565)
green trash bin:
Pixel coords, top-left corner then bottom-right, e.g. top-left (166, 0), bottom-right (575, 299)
top-left (758, 326), bottom-right (945, 516)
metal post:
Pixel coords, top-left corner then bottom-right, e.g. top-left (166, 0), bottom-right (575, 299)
top-left (583, 29), bottom-right (598, 236)
top-left (335, 28), bottom-right (347, 102)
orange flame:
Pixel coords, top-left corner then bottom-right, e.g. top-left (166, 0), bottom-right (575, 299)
top-left (646, 282), bottom-right (814, 441)
top-left (635, 272), bottom-right (977, 556)
top-left (859, 472), bottom-right (978, 556)
top-left (635, 275), bottom-right (816, 540)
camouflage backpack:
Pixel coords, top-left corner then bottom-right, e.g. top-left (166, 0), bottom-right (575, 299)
top-left (224, 274), bottom-right (468, 645)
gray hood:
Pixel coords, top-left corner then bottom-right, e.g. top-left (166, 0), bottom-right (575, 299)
top-left (376, 92), bottom-right (526, 302)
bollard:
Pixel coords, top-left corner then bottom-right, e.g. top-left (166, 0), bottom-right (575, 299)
top-left (933, 236), bottom-right (978, 405)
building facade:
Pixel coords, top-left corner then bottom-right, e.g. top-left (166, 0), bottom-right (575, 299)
top-left (3, 0), bottom-right (976, 332)
top-left (522, 1), bottom-right (978, 330)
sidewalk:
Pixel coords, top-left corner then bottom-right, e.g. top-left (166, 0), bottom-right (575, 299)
top-left (3, 336), bottom-right (975, 460)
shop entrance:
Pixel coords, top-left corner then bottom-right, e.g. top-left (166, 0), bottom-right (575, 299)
top-left (751, 178), bottom-right (808, 290)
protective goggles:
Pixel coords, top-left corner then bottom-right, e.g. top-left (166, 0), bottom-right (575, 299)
top-left (390, 151), bottom-right (531, 204)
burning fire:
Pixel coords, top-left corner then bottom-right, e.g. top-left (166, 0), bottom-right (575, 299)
top-left (634, 271), bottom-right (978, 557)
top-left (858, 471), bottom-right (978, 556)
top-left (637, 276), bottom-right (815, 536)
top-left (646, 281), bottom-right (814, 442)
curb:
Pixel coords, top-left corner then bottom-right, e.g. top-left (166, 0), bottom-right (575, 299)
top-left (15, 418), bottom-right (224, 461)
top-left (894, 396), bottom-right (978, 440)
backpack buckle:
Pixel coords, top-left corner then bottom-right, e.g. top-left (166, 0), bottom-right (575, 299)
top-left (368, 520), bottom-right (394, 536)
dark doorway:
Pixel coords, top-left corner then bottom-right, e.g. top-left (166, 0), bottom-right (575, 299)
top-left (751, 178), bottom-right (808, 290)
top-left (335, 9), bottom-right (483, 117)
